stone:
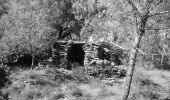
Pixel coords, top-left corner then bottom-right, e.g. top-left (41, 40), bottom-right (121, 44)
top-left (111, 62), bottom-right (115, 66)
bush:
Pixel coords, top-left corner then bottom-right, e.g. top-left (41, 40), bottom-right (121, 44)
top-left (0, 64), bottom-right (10, 100)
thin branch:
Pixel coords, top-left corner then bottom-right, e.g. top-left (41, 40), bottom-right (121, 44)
top-left (149, 10), bottom-right (170, 17)
top-left (144, 27), bottom-right (170, 30)
top-left (57, 40), bottom-right (86, 44)
top-left (136, 48), bottom-right (148, 55)
top-left (109, 41), bottom-right (128, 50)
top-left (124, 0), bottom-right (141, 18)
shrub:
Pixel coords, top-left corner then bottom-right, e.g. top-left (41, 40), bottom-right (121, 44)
top-left (0, 64), bottom-right (10, 100)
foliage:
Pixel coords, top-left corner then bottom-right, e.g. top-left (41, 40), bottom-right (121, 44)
top-left (139, 0), bottom-right (170, 69)
top-left (0, 0), bottom-right (52, 63)
top-left (0, 0), bottom-right (169, 100)
top-left (47, 0), bottom-right (84, 40)
top-left (0, 64), bottom-right (10, 89)
top-left (0, 64), bottom-right (10, 100)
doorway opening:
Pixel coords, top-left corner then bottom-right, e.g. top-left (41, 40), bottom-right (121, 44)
top-left (67, 44), bottom-right (85, 70)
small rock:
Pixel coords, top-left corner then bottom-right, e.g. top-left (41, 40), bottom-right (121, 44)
top-left (111, 62), bottom-right (115, 66)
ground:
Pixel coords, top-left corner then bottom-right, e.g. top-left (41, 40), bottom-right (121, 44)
top-left (3, 64), bottom-right (170, 100)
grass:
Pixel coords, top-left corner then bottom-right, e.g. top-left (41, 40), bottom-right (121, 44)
top-left (18, 88), bottom-right (42, 100)
top-left (70, 67), bottom-right (92, 84)
top-left (4, 64), bottom-right (170, 100)
top-left (129, 66), bottom-right (170, 100)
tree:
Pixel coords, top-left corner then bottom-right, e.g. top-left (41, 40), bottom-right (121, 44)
top-left (122, 0), bottom-right (170, 100)
top-left (0, 0), bottom-right (51, 70)
top-left (47, 0), bottom-right (84, 40)
top-left (72, 0), bottom-right (111, 41)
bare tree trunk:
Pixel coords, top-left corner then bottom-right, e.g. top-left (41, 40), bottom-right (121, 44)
top-left (122, 35), bottom-right (142, 100)
top-left (30, 54), bottom-right (35, 71)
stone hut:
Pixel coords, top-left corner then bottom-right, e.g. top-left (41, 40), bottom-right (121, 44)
top-left (52, 40), bottom-right (124, 69)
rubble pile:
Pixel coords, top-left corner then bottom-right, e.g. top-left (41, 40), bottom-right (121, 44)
top-left (84, 42), bottom-right (127, 79)
top-left (85, 59), bottom-right (127, 79)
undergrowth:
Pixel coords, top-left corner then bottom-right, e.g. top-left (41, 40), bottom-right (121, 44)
top-left (0, 64), bottom-right (11, 100)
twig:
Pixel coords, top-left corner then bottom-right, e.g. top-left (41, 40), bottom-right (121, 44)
top-left (149, 10), bottom-right (170, 17)
top-left (109, 42), bottom-right (128, 50)
top-left (143, 27), bottom-right (170, 30)
top-left (136, 48), bottom-right (148, 55)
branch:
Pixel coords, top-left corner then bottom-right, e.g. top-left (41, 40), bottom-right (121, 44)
top-left (57, 40), bottom-right (86, 44)
top-left (109, 41), bottom-right (128, 50)
top-left (149, 10), bottom-right (170, 17)
top-left (124, 0), bottom-right (141, 17)
top-left (136, 48), bottom-right (148, 55)
top-left (144, 27), bottom-right (170, 30)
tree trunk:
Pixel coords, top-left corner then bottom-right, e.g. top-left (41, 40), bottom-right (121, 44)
top-left (30, 54), bottom-right (35, 71)
top-left (122, 35), bottom-right (142, 100)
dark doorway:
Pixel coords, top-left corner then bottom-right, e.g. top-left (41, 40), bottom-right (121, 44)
top-left (97, 42), bottom-right (123, 65)
top-left (67, 44), bottom-right (85, 70)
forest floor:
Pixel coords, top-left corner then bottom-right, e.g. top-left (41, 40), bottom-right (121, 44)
top-left (4, 65), bottom-right (170, 100)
